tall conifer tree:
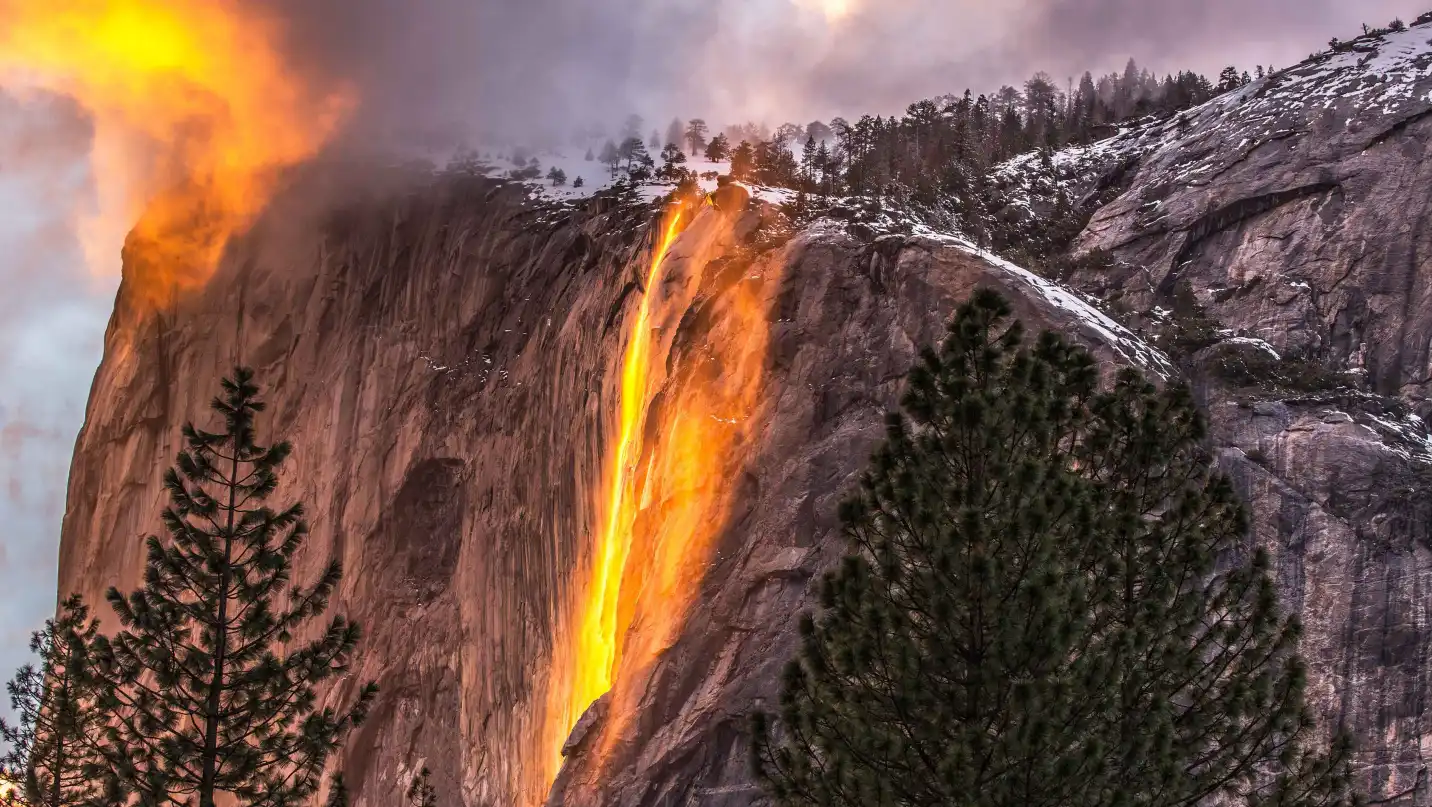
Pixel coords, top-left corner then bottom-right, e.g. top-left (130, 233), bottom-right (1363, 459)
top-left (91, 367), bottom-right (377, 807)
top-left (406, 768), bottom-right (436, 807)
top-left (801, 137), bottom-right (818, 189)
top-left (753, 291), bottom-right (1358, 807)
top-left (684, 118), bottom-right (710, 156)
top-left (704, 133), bottom-right (731, 163)
top-left (0, 597), bottom-right (105, 807)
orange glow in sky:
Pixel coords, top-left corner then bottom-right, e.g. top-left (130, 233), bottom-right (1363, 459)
top-left (0, 0), bottom-right (351, 306)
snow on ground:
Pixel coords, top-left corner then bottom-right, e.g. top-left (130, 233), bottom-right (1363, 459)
top-left (992, 134), bottom-right (1137, 214)
top-left (993, 16), bottom-right (1432, 218)
top-left (461, 148), bottom-right (796, 207)
top-left (476, 148), bottom-right (620, 200)
top-left (1143, 20), bottom-right (1432, 176)
top-left (800, 212), bottom-right (1176, 381)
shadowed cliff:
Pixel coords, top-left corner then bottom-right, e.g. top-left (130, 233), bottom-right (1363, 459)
top-left (58, 164), bottom-right (1190, 806)
top-left (56, 29), bottom-right (1432, 795)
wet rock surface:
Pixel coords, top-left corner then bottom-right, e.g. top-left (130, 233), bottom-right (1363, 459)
top-left (61, 173), bottom-right (657, 807)
top-left (58, 26), bottom-right (1432, 804)
top-left (58, 171), bottom-right (1175, 807)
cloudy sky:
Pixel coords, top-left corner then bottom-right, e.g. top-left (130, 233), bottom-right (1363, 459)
top-left (263, 0), bottom-right (1424, 140)
top-left (0, 0), bottom-right (1422, 690)
top-left (0, 90), bottom-right (112, 678)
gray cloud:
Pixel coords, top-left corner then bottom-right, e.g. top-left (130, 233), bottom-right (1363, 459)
top-left (0, 89), bottom-right (114, 699)
top-left (0, 0), bottom-right (1424, 712)
top-left (261, 0), bottom-right (1427, 143)
top-left (268, 0), bottom-right (676, 144)
top-left (1022, 0), bottom-right (1423, 80)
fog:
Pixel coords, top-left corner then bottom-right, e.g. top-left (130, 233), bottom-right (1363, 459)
top-left (0, 89), bottom-right (114, 681)
top-left (0, 0), bottom-right (1423, 698)
top-left (266, 0), bottom-right (1426, 143)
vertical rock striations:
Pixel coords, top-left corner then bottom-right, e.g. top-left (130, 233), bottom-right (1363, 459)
top-left (60, 172), bottom-right (658, 806)
top-left (57, 25), bottom-right (1432, 805)
top-left (57, 170), bottom-right (1177, 807)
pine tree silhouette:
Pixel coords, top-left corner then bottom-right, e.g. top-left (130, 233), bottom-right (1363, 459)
top-left (322, 774), bottom-right (348, 807)
top-left (406, 768), bottom-right (436, 807)
top-left (91, 367), bottom-right (377, 807)
top-left (753, 291), bottom-right (1359, 807)
top-left (0, 597), bottom-right (106, 807)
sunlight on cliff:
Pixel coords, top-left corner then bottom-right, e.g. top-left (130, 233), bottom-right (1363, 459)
top-left (540, 195), bottom-right (780, 799)
top-left (542, 204), bottom-right (687, 778)
top-left (0, 0), bottom-right (352, 307)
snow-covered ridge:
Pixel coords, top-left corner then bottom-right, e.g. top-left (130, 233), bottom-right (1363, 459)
top-left (800, 219), bottom-right (1176, 381)
top-left (433, 149), bottom-right (796, 207)
top-left (1267, 21), bottom-right (1432, 118)
top-left (962, 241), bottom-right (1177, 381)
top-left (993, 17), bottom-right (1432, 217)
top-left (992, 137), bottom-right (1133, 216)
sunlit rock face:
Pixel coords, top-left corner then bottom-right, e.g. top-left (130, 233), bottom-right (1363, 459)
top-left (1056, 27), bottom-right (1432, 802)
top-left (57, 166), bottom-right (1177, 807)
top-left (56, 29), bottom-right (1432, 801)
top-left (60, 171), bottom-right (655, 807)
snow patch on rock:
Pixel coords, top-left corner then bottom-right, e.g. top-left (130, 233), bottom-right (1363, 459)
top-left (1364, 412), bottom-right (1432, 464)
top-left (1223, 337), bottom-right (1282, 359)
top-left (800, 219), bottom-right (1175, 381)
top-left (960, 241), bottom-right (1177, 380)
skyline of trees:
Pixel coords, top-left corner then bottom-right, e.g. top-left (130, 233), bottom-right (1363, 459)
top-left (489, 53), bottom-right (1278, 269)
top-left (560, 53), bottom-right (1262, 163)
top-left (522, 53), bottom-right (1261, 201)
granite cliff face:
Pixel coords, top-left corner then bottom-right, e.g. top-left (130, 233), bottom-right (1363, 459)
top-left (56, 20), bottom-right (1432, 807)
top-left (1060, 22), bottom-right (1432, 801)
top-left (62, 173), bottom-right (655, 806)
top-left (55, 170), bottom-right (1171, 807)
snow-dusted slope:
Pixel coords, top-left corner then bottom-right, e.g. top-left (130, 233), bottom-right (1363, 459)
top-left (1137, 21), bottom-right (1432, 191)
top-left (1015, 21), bottom-right (1432, 803)
top-left (440, 149), bottom-right (796, 208)
top-left (992, 12), bottom-right (1432, 397)
top-left (996, 17), bottom-right (1432, 230)
top-left (812, 222), bottom-right (1177, 380)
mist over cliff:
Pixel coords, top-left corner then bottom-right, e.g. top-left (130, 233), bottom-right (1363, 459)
top-left (51, 14), bottom-right (1432, 806)
top-left (3, 2), bottom-right (1432, 806)
top-left (0, 88), bottom-right (111, 685)
top-left (262, 0), bottom-right (1425, 141)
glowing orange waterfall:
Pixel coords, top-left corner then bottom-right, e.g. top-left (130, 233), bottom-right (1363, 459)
top-left (539, 195), bottom-right (780, 800)
top-left (544, 205), bottom-right (687, 774)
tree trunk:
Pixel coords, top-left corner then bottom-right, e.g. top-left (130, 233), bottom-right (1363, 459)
top-left (199, 452), bottom-right (239, 807)
top-left (47, 667), bottom-right (68, 807)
